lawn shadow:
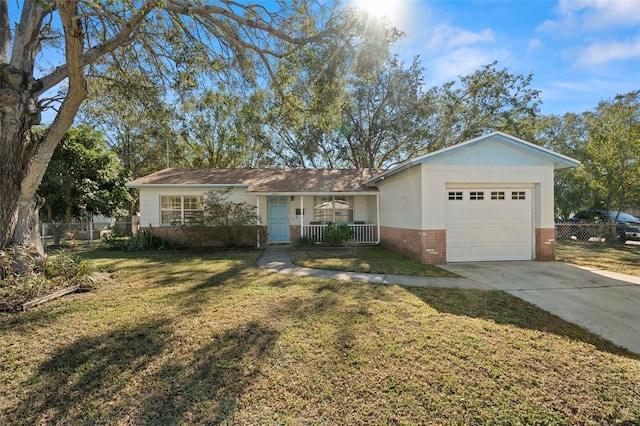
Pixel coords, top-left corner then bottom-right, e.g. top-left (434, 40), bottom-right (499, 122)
top-left (136, 320), bottom-right (279, 424)
top-left (7, 318), bottom-right (172, 425)
top-left (7, 318), bottom-right (279, 425)
top-left (404, 287), bottom-right (640, 360)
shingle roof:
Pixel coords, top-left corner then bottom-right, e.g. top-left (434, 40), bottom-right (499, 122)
top-left (126, 168), bottom-right (382, 193)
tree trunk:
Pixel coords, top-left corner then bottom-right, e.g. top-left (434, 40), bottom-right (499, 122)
top-left (0, 64), bottom-right (45, 273)
top-left (1, 0), bottom-right (86, 273)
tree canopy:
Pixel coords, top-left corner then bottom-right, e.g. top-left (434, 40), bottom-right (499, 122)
top-left (0, 0), bottom-right (349, 269)
top-left (37, 125), bottom-right (131, 224)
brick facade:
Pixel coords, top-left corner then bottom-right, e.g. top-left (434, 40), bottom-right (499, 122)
top-left (381, 226), bottom-right (555, 263)
top-left (535, 228), bottom-right (555, 261)
top-left (380, 226), bottom-right (446, 264)
top-left (289, 225), bottom-right (301, 243)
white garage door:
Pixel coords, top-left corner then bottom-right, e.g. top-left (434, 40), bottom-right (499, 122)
top-left (446, 188), bottom-right (533, 262)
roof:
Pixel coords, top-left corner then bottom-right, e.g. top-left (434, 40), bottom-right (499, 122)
top-left (126, 168), bottom-right (382, 193)
top-left (364, 131), bottom-right (581, 185)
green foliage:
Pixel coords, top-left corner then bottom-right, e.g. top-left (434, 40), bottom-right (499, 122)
top-left (182, 189), bottom-right (263, 248)
top-left (293, 236), bottom-right (316, 249)
top-left (582, 91), bottom-right (640, 213)
top-left (424, 61), bottom-right (541, 152)
top-left (179, 90), bottom-right (273, 168)
top-left (536, 91), bottom-right (640, 216)
top-left (37, 125), bottom-right (132, 223)
top-left (45, 252), bottom-right (94, 281)
top-left (1, 251), bottom-right (96, 312)
top-left (324, 223), bottom-right (354, 247)
top-left (104, 227), bottom-right (170, 252)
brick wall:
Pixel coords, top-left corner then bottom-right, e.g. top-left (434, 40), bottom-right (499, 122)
top-left (289, 225), bottom-right (301, 243)
top-left (380, 226), bottom-right (446, 264)
top-left (535, 228), bottom-right (555, 261)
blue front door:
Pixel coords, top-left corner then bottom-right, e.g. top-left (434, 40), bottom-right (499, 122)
top-left (268, 197), bottom-right (290, 242)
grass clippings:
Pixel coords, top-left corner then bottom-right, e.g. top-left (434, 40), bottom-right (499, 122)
top-left (1, 249), bottom-right (639, 425)
top-left (292, 246), bottom-right (458, 277)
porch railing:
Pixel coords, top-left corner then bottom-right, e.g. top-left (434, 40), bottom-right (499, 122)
top-left (302, 224), bottom-right (378, 244)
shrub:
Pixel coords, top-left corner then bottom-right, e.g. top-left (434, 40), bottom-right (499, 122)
top-left (294, 236), bottom-right (316, 249)
top-left (104, 226), bottom-right (172, 251)
top-left (324, 223), bottom-right (354, 247)
top-left (182, 189), bottom-right (263, 248)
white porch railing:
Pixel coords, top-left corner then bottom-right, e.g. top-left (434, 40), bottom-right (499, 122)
top-left (302, 224), bottom-right (378, 244)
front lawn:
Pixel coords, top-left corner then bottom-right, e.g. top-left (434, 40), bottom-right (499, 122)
top-left (1, 249), bottom-right (639, 424)
top-left (556, 241), bottom-right (640, 276)
top-left (292, 246), bottom-right (458, 277)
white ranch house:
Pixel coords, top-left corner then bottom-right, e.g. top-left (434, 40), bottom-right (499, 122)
top-left (126, 132), bottom-right (579, 264)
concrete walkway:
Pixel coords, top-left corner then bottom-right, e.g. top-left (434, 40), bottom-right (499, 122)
top-left (257, 244), bottom-right (640, 354)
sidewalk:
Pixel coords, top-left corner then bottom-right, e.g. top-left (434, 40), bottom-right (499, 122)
top-left (256, 244), bottom-right (488, 289)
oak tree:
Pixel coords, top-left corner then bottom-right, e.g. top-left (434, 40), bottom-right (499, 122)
top-left (0, 0), bottom-right (344, 271)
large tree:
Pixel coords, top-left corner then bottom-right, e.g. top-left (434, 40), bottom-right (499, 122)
top-left (178, 88), bottom-right (273, 168)
top-left (264, 11), bottom-right (404, 168)
top-left (0, 0), bottom-right (345, 270)
top-left (423, 61), bottom-right (541, 151)
top-left (582, 91), bottom-right (640, 215)
top-left (37, 125), bottom-right (131, 245)
top-left (534, 113), bottom-right (589, 219)
top-left (336, 55), bottom-right (427, 168)
top-left (78, 70), bottom-right (178, 179)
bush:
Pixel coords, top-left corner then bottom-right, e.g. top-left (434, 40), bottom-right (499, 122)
top-left (180, 224), bottom-right (265, 248)
top-left (294, 236), bottom-right (316, 249)
top-left (324, 223), bottom-right (354, 247)
top-left (104, 226), bottom-right (172, 251)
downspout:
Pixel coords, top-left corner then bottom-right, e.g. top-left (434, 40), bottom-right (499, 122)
top-left (300, 195), bottom-right (304, 238)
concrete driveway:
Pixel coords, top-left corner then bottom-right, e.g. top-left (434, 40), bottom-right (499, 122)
top-left (440, 261), bottom-right (640, 354)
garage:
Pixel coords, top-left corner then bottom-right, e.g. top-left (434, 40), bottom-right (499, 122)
top-left (446, 187), bottom-right (533, 262)
top-left (368, 132), bottom-right (580, 264)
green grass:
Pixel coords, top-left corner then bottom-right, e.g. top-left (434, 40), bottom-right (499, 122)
top-left (556, 241), bottom-right (640, 276)
top-left (292, 246), bottom-right (458, 277)
top-left (1, 249), bottom-right (639, 425)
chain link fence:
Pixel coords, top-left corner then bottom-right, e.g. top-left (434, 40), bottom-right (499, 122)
top-left (41, 221), bottom-right (138, 252)
top-left (555, 222), bottom-right (639, 246)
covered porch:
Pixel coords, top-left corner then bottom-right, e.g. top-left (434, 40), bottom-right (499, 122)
top-left (256, 192), bottom-right (380, 245)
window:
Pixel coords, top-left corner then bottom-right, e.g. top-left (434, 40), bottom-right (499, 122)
top-left (161, 195), bottom-right (203, 225)
top-left (470, 191), bottom-right (484, 200)
top-left (313, 196), bottom-right (353, 223)
top-left (512, 191), bottom-right (526, 200)
top-left (448, 191), bottom-right (463, 200)
top-left (491, 191), bottom-right (505, 200)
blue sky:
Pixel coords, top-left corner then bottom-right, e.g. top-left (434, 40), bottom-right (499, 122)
top-left (354, 0), bottom-right (640, 115)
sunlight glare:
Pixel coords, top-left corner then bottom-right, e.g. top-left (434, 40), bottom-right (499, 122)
top-left (353, 0), bottom-right (399, 22)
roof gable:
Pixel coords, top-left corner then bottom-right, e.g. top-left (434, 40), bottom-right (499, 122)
top-left (365, 132), bottom-right (580, 185)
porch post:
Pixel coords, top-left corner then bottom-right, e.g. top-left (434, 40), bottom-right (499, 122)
top-left (300, 195), bottom-right (304, 238)
top-left (376, 193), bottom-right (381, 244)
top-left (256, 196), bottom-right (261, 249)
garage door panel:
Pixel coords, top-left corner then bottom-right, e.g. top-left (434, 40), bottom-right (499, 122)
top-left (446, 188), bottom-right (532, 262)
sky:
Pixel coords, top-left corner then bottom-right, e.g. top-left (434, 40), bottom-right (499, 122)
top-left (353, 0), bottom-right (640, 115)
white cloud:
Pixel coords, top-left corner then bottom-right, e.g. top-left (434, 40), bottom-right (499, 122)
top-left (527, 38), bottom-right (543, 51)
top-left (427, 47), bottom-right (510, 85)
top-left (578, 34), bottom-right (640, 64)
top-left (557, 0), bottom-right (640, 29)
top-left (427, 24), bottom-right (495, 50)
